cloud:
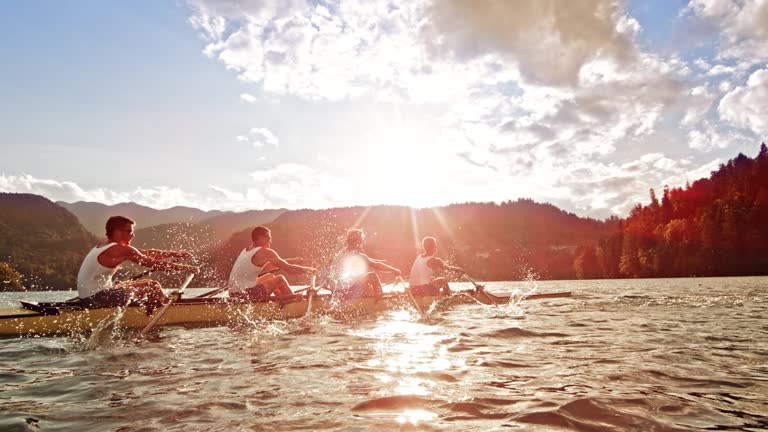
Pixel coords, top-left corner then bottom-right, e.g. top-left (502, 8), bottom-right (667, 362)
top-left (177, 0), bottom-right (761, 217)
top-left (687, 0), bottom-right (768, 64)
top-left (186, 0), bottom-right (436, 101)
top-left (421, 0), bottom-right (638, 87)
top-left (239, 93), bottom-right (257, 103)
top-left (1, 173), bottom-right (297, 211)
top-left (237, 127), bottom-right (279, 147)
top-left (682, 84), bottom-right (716, 126)
top-left (456, 53), bottom-right (685, 164)
top-left (0, 173), bottom-right (211, 210)
top-left (718, 68), bottom-right (768, 136)
top-left (0, 174), bottom-right (125, 204)
top-left (209, 185), bottom-right (267, 207)
top-left (550, 152), bottom-right (726, 217)
top-left (250, 163), bottom-right (355, 208)
top-left (186, 0), bottom-right (684, 164)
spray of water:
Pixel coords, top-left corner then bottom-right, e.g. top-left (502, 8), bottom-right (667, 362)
top-left (505, 266), bottom-right (540, 316)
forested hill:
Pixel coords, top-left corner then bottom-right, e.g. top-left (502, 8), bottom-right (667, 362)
top-left (200, 200), bottom-right (618, 286)
top-left (58, 201), bottom-right (225, 237)
top-left (3, 143), bottom-right (766, 290)
top-left (575, 143), bottom-right (768, 279)
top-left (0, 193), bottom-right (96, 290)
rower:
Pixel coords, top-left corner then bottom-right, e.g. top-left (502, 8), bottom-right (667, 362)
top-left (408, 236), bottom-right (463, 296)
top-left (77, 216), bottom-right (200, 310)
top-left (328, 229), bottom-right (402, 299)
top-left (227, 226), bottom-right (317, 302)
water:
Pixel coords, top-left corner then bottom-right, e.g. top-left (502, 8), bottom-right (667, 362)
top-left (1, 277), bottom-right (767, 431)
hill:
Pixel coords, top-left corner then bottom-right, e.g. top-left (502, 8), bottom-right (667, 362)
top-left (58, 201), bottom-right (225, 237)
top-left (0, 193), bottom-right (96, 290)
top-left (197, 209), bottom-right (286, 243)
top-left (577, 143), bottom-right (768, 278)
top-left (199, 200), bottom-right (618, 286)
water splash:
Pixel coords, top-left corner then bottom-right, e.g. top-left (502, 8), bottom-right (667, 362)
top-left (86, 306), bottom-right (128, 349)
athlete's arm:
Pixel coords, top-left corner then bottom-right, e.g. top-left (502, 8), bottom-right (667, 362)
top-left (139, 249), bottom-right (193, 260)
top-left (254, 248), bottom-right (316, 274)
top-left (124, 246), bottom-right (199, 273)
top-left (428, 257), bottom-right (462, 273)
top-left (367, 255), bottom-right (401, 275)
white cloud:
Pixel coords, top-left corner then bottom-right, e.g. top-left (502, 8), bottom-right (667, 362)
top-left (1, 173), bottom-right (298, 212)
top-left (550, 153), bottom-right (725, 217)
top-left (0, 174), bottom-right (125, 204)
top-left (249, 163), bottom-right (355, 208)
top-left (176, 0), bottom-right (761, 217)
top-left (186, 0), bottom-right (436, 101)
top-left (239, 93), bottom-right (257, 103)
top-left (685, 121), bottom-right (755, 152)
top-left (687, 0), bottom-right (768, 64)
top-left (237, 127), bottom-right (279, 147)
top-left (0, 173), bottom-right (210, 209)
top-left (682, 84), bottom-right (716, 126)
top-left (718, 67), bottom-right (768, 136)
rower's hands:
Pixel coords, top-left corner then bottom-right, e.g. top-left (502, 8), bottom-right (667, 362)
top-left (185, 264), bottom-right (201, 274)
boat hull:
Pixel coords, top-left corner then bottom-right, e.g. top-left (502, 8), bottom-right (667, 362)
top-left (0, 290), bottom-right (571, 337)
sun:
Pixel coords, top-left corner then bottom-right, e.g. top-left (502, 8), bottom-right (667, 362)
top-left (355, 126), bottom-right (456, 208)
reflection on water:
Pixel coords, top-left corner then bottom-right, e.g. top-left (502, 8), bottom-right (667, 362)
top-left (1, 277), bottom-right (768, 431)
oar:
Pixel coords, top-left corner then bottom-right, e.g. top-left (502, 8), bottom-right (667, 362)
top-left (463, 274), bottom-right (500, 311)
top-left (304, 275), bottom-right (316, 317)
top-left (396, 276), bottom-right (426, 320)
top-left (135, 273), bottom-right (195, 340)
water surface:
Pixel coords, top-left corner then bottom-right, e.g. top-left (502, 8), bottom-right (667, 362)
top-left (1, 277), bottom-right (766, 431)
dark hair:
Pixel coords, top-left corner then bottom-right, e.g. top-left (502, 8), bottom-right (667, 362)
top-left (106, 216), bottom-right (135, 236)
top-left (251, 226), bottom-right (271, 242)
top-left (422, 236), bottom-right (437, 250)
top-left (346, 229), bottom-right (364, 247)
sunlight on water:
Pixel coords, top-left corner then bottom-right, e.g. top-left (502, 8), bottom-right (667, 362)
top-left (397, 408), bottom-right (437, 425)
top-left (345, 309), bottom-right (461, 429)
top-left (2, 278), bottom-right (767, 430)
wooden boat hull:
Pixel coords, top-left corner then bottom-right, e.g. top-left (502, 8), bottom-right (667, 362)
top-left (0, 290), bottom-right (571, 337)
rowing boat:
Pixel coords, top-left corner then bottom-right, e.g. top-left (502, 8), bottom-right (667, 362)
top-left (0, 289), bottom-right (571, 337)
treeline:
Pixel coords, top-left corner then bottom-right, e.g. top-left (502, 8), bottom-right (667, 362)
top-left (197, 200), bottom-right (617, 286)
top-left (0, 193), bottom-right (96, 290)
top-left (574, 143), bottom-right (768, 278)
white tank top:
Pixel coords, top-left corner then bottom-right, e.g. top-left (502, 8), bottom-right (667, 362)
top-left (77, 243), bottom-right (120, 298)
top-left (227, 247), bottom-right (264, 293)
top-left (409, 254), bottom-right (435, 286)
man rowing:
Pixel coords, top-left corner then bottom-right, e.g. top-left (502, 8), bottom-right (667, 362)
top-left (328, 229), bottom-right (402, 299)
top-left (408, 236), bottom-right (463, 296)
top-left (227, 226), bottom-right (317, 301)
top-left (77, 216), bottom-right (199, 310)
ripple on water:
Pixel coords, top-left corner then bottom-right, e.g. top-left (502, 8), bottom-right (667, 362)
top-left (1, 277), bottom-right (767, 430)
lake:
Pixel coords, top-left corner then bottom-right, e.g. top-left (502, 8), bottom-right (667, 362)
top-left (1, 277), bottom-right (767, 431)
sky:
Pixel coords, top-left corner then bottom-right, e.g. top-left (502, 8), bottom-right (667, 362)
top-left (1, 0), bottom-right (766, 218)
